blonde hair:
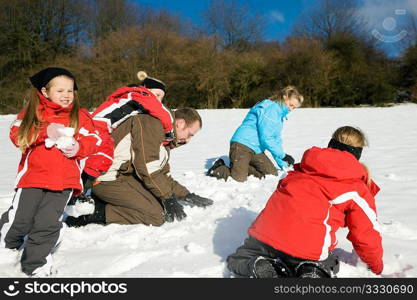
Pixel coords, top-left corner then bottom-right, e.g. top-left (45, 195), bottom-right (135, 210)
top-left (332, 126), bottom-right (371, 185)
top-left (269, 85), bottom-right (304, 105)
top-left (17, 75), bottom-right (80, 152)
top-left (332, 126), bottom-right (367, 147)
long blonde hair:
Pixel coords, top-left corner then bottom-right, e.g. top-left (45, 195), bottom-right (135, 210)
top-left (331, 126), bottom-right (371, 185)
top-left (269, 85), bottom-right (304, 105)
top-left (17, 76), bottom-right (80, 152)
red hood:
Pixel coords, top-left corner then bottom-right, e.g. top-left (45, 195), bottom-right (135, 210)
top-left (294, 147), bottom-right (380, 196)
top-left (296, 146), bottom-right (364, 180)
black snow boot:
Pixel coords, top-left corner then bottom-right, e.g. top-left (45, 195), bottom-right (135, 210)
top-left (206, 158), bottom-right (225, 176)
top-left (295, 262), bottom-right (331, 278)
top-left (65, 200), bottom-right (106, 227)
top-left (252, 257), bottom-right (291, 278)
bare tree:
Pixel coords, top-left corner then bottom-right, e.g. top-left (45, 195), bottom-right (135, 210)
top-left (293, 0), bottom-right (366, 42)
top-left (0, 0), bottom-right (86, 71)
top-left (81, 0), bottom-right (138, 39)
top-left (202, 0), bottom-right (265, 51)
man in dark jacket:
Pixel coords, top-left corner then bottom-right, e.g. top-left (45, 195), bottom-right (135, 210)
top-left (66, 108), bottom-right (213, 227)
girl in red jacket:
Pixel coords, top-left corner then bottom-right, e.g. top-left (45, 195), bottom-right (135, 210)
top-left (0, 67), bottom-right (100, 276)
top-left (227, 126), bottom-right (383, 278)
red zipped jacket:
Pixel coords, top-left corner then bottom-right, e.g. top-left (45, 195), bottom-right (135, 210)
top-left (248, 146), bottom-right (384, 274)
top-left (10, 93), bottom-right (101, 195)
top-left (83, 86), bottom-right (174, 178)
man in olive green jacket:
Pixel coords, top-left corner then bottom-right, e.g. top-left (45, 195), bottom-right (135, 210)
top-left (66, 108), bottom-right (213, 227)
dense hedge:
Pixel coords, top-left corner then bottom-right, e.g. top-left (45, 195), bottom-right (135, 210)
top-left (0, 0), bottom-right (415, 114)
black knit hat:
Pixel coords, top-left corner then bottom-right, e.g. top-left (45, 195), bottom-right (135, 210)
top-left (328, 138), bottom-right (363, 160)
top-left (137, 71), bottom-right (166, 92)
top-left (29, 67), bottom-right (78, 92)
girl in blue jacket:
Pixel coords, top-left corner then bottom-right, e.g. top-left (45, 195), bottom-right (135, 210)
top-left (207, 86), bottom-right (303, 182)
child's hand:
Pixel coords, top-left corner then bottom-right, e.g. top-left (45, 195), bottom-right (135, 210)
top-left (47, 123), bottom-right (65, 140)
top-left (62, 140), bottom-right (80, 158)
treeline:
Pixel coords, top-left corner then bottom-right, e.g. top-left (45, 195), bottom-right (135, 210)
top-left (0, 0), bottom-right (416, 113)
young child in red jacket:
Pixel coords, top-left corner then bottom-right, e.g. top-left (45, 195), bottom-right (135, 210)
top-left (81, 71), bottom-right (173, 190)
top-left (0, 68), bottom-right (100, 276)
top-left (227, 126), bottom-right (383, 278)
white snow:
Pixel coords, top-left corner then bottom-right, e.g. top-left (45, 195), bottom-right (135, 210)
top-left (64, 199), bottom-right (95, 218)
top-left (0, 104), bottom-right (417, 278)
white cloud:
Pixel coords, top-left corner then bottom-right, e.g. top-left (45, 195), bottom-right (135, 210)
top-left (270, 10), bottom-right (285, 23)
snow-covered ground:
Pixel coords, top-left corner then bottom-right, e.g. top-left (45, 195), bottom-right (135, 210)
top-left (0, 104), bottom-right (416, 277)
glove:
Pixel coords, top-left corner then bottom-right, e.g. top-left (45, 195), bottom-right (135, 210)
top-left (163, 197), bottom-right (187, 223)
top-left (62, 140), bottom-right (80, 158)
top-left (165, 131), bottom-right (175, 142)
top-left (82, 172), bottom-right (96, 193)
top-left (282, 154), bottom-right (295, 166)
top-left (47, 123), bottom-right (65, 140)
top-left (183, 193), bottom-right (213, 208)
top-left (67, 192), bottom-right (95, 206)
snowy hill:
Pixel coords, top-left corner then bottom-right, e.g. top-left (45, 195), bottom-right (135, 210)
top-left (0, 105), bottom-right (416, 277)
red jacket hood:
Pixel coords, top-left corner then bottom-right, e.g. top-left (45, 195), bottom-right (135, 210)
top-left (295, 147), bottom-right (380, 196)
top-left (297, 146), bottom-right (365, 180)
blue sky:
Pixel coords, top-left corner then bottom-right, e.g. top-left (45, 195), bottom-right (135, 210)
top-left (134, 0), bottom-right (417, 55)
top-left (134, 0), bottom-right (314, 42)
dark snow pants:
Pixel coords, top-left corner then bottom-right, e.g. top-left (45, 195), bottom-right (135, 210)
top-left (0, 188), bottom-right (72, 276)
top-left (211, 142), bottom-right (278, 182)
top-left (227, 236), bottom-right (339, 278)
top-left (92, 174), bottom-right (165, 226)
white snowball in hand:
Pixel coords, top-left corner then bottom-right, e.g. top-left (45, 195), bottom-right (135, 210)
top-left (45, 127), bottom-right (76, 149)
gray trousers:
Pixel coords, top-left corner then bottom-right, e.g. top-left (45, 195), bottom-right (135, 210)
top-left (0, 188), bottom-right (72, 276)
top-left (227, 236), bottom-right (339, 278)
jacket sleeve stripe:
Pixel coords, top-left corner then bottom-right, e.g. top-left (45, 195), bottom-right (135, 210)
top-left (79, 127), bottom-right (102, 146)
top-left (10, 119), bottom-right (22, 128)
top-left (92, 117), bottom-right (112, 133)
top-left (90, 152), bottom-right (114, 161)
top-left (161, 103), bottom-right (174, 123)
top-left (135, 117), bottom-right (166, 198)
top-left (93, 93), bottom-right (132, 118)
top-left (97, 134), bottom-right (131, 181)
top-left (145, 145), bottom-right (169, 174)
top-left (93, 93), bottom-right (141, 129)
top-left (110, 110), bottom-right (140, 129)
top-left (319, 191), bottom-right (380, 260)
top-left (94, 104), bottom-right (141, 131)
top-left (14, 150), bottom-right (32, 188)
top-left (331, 191), bottom-right (381, 232)
top-left (320, 206), bottom-right (332, 260)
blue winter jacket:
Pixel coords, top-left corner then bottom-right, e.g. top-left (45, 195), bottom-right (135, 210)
top-left (230, 99), bottom-right (290, 169)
